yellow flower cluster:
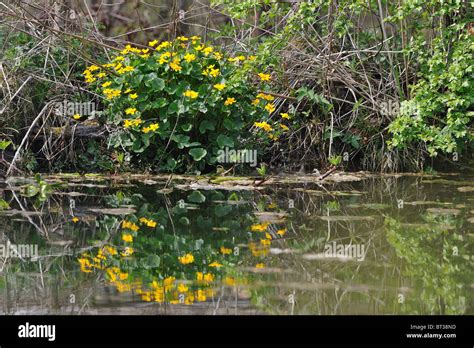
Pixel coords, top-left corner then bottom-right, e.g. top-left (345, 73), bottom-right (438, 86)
top-left (122, 220), bottom-right (140, 231)
top-left (196, 272), bottom-right (214, 283)
top-left (122, 233), bottom-right (133, 243)
top-left (178, 253), bottom-right (195, 265)
top-left (139, 217), bottom-right (157, 228)
top-left (254, 122), bottom-right (273, 133)
top-left (142, 123), bottom-right (160, 134)
top-left (103, 88), bottom-right (121, 100)
top-left (220, 246), bottom-right (232, 255)
top-left (123, 119), bottom-right (143, 129)
top-left (202, 64), bottom-right (220, 77)
top-left (250, 222), bottom-right (270, 232)
top-left (209, 261), bottom-right (223, 268)
top-left (258, 73), bottom-right (271, 81)
top-left (213, 83), bottom-right (226, 91)
top-left (224, 97), bottom-right (236, 106)
top-left (184, 90), bottom-right (199, 99)
top-left (169, 58), bottom-right (182, 72)
top-left (183, 53), bottom-right (196, 63)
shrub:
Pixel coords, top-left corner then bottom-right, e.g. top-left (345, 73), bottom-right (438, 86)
top-left (83, 37), bottom-right (291, 173)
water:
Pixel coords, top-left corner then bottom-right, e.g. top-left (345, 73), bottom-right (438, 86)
top-left (0, 172), bottom-right (472, 315)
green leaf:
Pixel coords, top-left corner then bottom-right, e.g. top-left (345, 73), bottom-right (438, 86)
top-left (0, 199), bottom-right (10, 210)
top-left (187, 190), bottom-right (206, 203)
top-left (217, 134), bottom-right (234, 148)
top-left (181, 123), bottom-right (193, 132)
top-left (189, 148), bottom-right (207, 161)
top-left (199, 120), bottom-right (215, 134)
top-left (143, 255), bottom-right (161, 269)
top-left (0, 140), bottom-right (12, 151)
top-left (145, 73), bottom-right (165, 91)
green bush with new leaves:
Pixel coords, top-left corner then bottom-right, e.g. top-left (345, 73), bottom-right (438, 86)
top-left (83, 36), bottom-right (291, 173)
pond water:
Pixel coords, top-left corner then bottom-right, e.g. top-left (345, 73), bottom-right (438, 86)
top-left (0, 172), bottom-right (472, 315)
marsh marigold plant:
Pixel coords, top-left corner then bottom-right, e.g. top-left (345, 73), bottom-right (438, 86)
top-left (83, 37), bottom-right (291, 172)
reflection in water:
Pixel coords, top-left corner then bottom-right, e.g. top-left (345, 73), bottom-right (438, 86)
top-left (0, 174), bottom-right (472, 314)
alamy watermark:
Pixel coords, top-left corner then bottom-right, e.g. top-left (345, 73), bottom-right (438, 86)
top-left (217, 147), bottom-right (258, 167)
top-left (54, 99), bottom-right (96, 117)
top-left (0, 242), bottom-right (38, 259)
top-left (324, 241), bottom-right (366, 261)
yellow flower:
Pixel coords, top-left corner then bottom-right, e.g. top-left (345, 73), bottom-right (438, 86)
top-left (72, 216), bottom-right (80, 223)
top-left (265, 103), bottom-right (276, 114)
top-left (178, 253), bottom-right (195, 265)
top-left (281, 113), bottom-right (290, 119)
top-left (103, 88), bottom-right (121, 100)
top-left (228, 57), bottom-right (239, 63)
top-left (209, 261), bottom-right (223, 268)
top-left (122, 234), bottom-right (133, 243)
top-left (203, 273), bottom-right (214, 282)
top-left (237, 55), bottom-right (246, 61)
top-left (258, 73), bottom-right (271, 81)
top-left (96, 72), bottom-right (106, 78)
top-left (248, 55), bottom-right (257, 61)
top-left (72, 114), bottom-right (81, 120)
top-left (117, 66), bottom-right (135, 74)
top-left (280, 124), bottom-right (289, 131)
top-left (224, 97), bottom-right (236, 106)
top-left (203, 46), bottom-right (213, 56)
top-left (250, 222), bottom-right (270, 232)
top-left (177, 283), bottom-right (189, 293)
top-left (102, 81), bottom-right (112, 88)
top-left (260, 239), bottom-right (271, 246)
top-left (88, 65), bottom-right (100, 72)
top-left (252, 98), bottom-right (260, 106)
top-left (213, 83), bottom-right (226, 91)
top-left (119, 272), bottom-right (128, 280)
top-left (220, 246), bottom-right (232, 255)
top-left (149, 40), bottom-right (158, 47)
top-left (184, 53), bottom-right (196, 63)
top-left (194, 44), bottom-right (204, 51)
top-left (257, 93), bottom-right (275, 101)
top-left (197, 289), bottom-right (206, 302)
top-left (121, 247), bottom-right (134, 257)
top-left (164, 276), bottom-right (175, 287)
top-left (213, 52), bottom-right (223, 60)
top-left (202, 65), bottom-right (219, 77)
top-left (113, 56), bottom-right (125, 62)
top-left (130, 93), bottom-right (138, 99)
top-left (183, 90), bottom-right (199, 99)
top-left (169, 58), bottom-right (182, 72)
top-left (148, 123), bottom-right (159, 132)
top-left (255, 263), bottom-right (265, 268)
top-left (269, 134), bottom-right (279, 141)
top-left (277, 229), bottom-right (287, 236)
top-left (177, 36), bottom-right (189, 41)
top-left (124, 88), bottom-right (132, 94)
top-left (105, 246), bottom-right (118, 255)
top-left (122, 220), bottom-right (140, 231)
top-left (265, 232), bottom-right (272, 240)
top-left (125, 108), bottom-right (137, 115)
top-left (196, 272), bottom-right (204, 281)
top-left (254, 122), bottom-right (273, 132)
top-left (78, 258), bottom-right (93, 273)
top-left (157, 41), bottom-right (171, 51)
top-left (158, 55), bottom-right (169, 65)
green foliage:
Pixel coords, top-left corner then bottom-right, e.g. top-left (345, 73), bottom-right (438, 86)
top-left (387, 1), bottom-right (473, 157)
top-left (328, 155), bottom-right (342, 167)
top-left (0, 140), bottom-right (12, 151)
top-left (0, 199), bottom-right (10, 210)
